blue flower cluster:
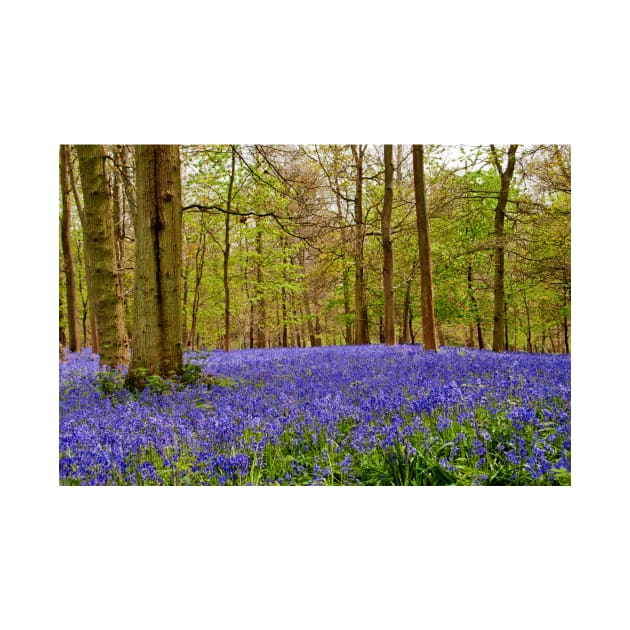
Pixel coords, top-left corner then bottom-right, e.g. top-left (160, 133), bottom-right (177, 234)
top-left (59, 345), bottom-right (570, 485)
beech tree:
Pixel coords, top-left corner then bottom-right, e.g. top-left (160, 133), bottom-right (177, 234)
top-left (76, 144), bottom-right (129, 367)
top-left (127, 145), bottom-right (183, 383)
top-left (412, 144), bottom-right (438, 351)
top-left (490, 144), bottom-right (518, 352)
top-left (381, 144), bottom-right (396, 345)
top-left (59, 145), bottom-right (80, 352)
top-left (351, 144), bottom-right (370, 344)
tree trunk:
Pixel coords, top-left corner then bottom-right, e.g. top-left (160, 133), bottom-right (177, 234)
top-left (127, 145), bottom-right (183, 382)
top-left (70, 149), bottom-right (99, 354)
top-left (224, 146), bottom-right (236, 352)
top-left (111, 146), bottom-right (127, 319)
top-left (75, 239), bottom-right (89, 348)
top-left (523, 296), bottom-right (533, 353)
top-left (381, 144), bottom-right (396, 345)
top-left (59, 145), bottom-right (80, 352)
top-left (76, 144), bottom-right (129, 367)
top-left (255, 225), bottom-right (267, 348)
top-left (408, 307), bottom-right (416, 344)
top-left (412, 145), bottom-right (438, 351)
top-left (504, 300), bottom-right (509, 350)
top-left (466, 264), bottom-right (484, 350)
top-left (342, 265), bottom-right (353, 344)
top-left (401, 259), bottom-right (417, 344)
top-left (187, 221), bottom-right (206, 350)
top-left (115, 145), bottom-right (137, 227)
top-left (562, 271), bottom-right (570, 353)
top-left (490, 144), bottom-right (518, 352)
top-left (182, 262), bottom-right (189, 346)
top-left (351, 144), bottom-right (369, 344)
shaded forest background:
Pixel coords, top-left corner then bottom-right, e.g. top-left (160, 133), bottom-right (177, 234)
top-left (59, 144), bottom-right (570, 359)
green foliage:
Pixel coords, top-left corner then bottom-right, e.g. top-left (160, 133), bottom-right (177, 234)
top-left (94, 369), bottom-right (126, 397)
top-left (358, 441), bottom-right (457, 485)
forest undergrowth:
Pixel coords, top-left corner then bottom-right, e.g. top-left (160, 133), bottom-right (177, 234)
top-left (59, 345), bottom-right (570, 486)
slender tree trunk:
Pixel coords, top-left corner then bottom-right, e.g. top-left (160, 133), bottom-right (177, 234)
top-left (466, 264), bottom-right (484, 350)
top-left (412, 145), bottom-right (438, 351)
top-left (408, 307), bottom-right (416, 344)
top-left (395, 144), bottom-right (404, 184)
top-left (342, 265), bottom-right (353, 344)
top-left (304, 296), bottom-right (316, 347)
top-left (255, 226), bottom-right (267, 348)
top-left (401, 281), bottom-right (411, 344)
top-left (280, 239), bottom-right (289, 348)
top-left (333, 176), bottom-right (354, 346)
top-left (182, 262), bottom-right (189, 346)
top-left (75, 238), bottom-right (89, 348)
top-left (111, 147), bottom-right (127, 320)
top-left (60, 145), bottom-right (80, 352)
top-left (351, 144), bottom-right (369, 344)
top-left (224, 146), bottom-right (236, 352)
top-left (401, 259), bottom-right (417, 344)
top-left (504, 299), bottom-right (509, 350)
top-left (76, 144), bottom-right (129, 367)
top-left (523, 296), bottom-right (533, 353)
top-left (381, 144), bottom-right (396, 345)
top-left (187, 222), bottom-right (206, 350)
top-left (127, 145), bottom-right (183, 381)
top-left (562, 271), bottom-right (570, 353)
top-left (115, 145), bottom-right (137, 227)
top-left (490, 144), bottom-right (518, 352)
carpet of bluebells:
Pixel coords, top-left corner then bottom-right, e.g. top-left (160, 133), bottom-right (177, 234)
top-left (59, 345), bottom-right (571, 485)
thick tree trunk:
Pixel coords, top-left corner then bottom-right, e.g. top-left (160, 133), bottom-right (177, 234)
top-left (76, 144), bottom-right (129, 367)
top-left (70, 149), bottom-right (99, 354)
top-left (490, 144), bottom-right (518, 352)
top-left (412, 145), bottom-right (438, 351)
top-left (381, 145), bottom-right (396, 345)
top-left (351, 144), bottom-right (369, 344)
top-left (128, 145), bottom-right (183, 381)
top-left (60, 145), bottom-right (80, 352)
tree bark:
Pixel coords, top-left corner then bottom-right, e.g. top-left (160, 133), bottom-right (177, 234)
top-left (412, 145), bottom-right (438, 351)
top-left (490, 144), bottom-right (518, 352)
top-left (381, 145), bottom-right (396, 345)
top-left (70, 148), bottom-right (99, 354)
top-left (59, 145), bottom-right (80, 352)
top-left (467, 264), bottom-right (484, 350)
top-left (115, 145), bottom-right (137, 227)
top-left (128, 145), bottom-right (183, 381)
top-left (111, 146), bottom-right (127, 318)
top-left (76, 144), bottom-right (129, 367)
top-left (255, 225), bottom-right (267, 348)
top-left (351, 144), bottom-right (369, 344)
top-left (224, 146), bottom-right (236, 351)
top-left (187, 219), bottom-right (206, 350)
